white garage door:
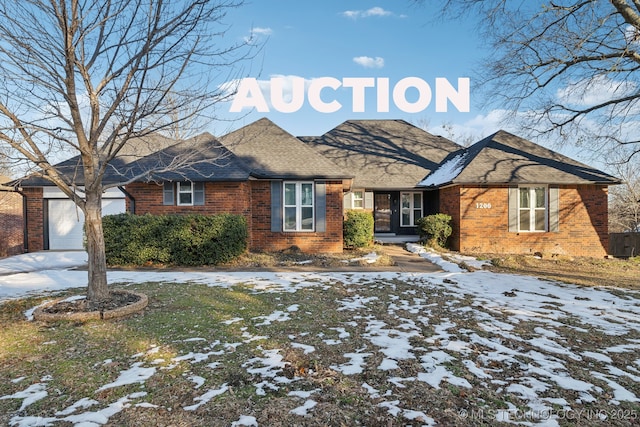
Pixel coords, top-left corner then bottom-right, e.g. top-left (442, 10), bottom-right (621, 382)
top-left (48, 197), bottom-right (126, 250)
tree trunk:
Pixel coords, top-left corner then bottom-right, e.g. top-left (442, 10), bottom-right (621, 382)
top-left (84, 187), bottom-right (110, 303)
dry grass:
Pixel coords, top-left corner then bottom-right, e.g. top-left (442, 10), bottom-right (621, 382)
top-left (2, 250), bottom-right (640, 426)
top-left (485, 254), bottom-right (640, 289)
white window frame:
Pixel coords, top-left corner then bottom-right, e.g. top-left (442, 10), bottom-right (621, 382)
top-left (518, 185), bottom-right (547, 232)
top-left (400, 192), bottom-right (423, 227)
top-left (283, 182), bottom-right (315, 232)
top-left (177, 182), bottom-right (194, 206)
top-left (351, 190), bottom-right (364, 209)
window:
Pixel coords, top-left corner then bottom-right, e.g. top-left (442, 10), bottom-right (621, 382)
top-left (177, 182), bottom-right (193, 206)
top-left (400, 192), bottom-right (423, 227)
top-left (518, 186), bottom-right (547, 232)
top-left (352, 190), bottom-right (364, 209)
top-left (284, 182), bottom-right (314, 231)
top-left (163, 182), bottom-right (205, 206)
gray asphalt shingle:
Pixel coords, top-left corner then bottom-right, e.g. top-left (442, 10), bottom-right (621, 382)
top-left (422, 130), bottom-right (621, 186)
top-left (300, 119), bottom-right (462, 189)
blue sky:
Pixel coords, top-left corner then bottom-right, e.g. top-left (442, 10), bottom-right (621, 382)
top-left (213, 1), bottom-right (489, 139)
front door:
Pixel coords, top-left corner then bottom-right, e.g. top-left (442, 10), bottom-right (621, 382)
top-left (374, 192), bottom-right (400, 233)
top-left (374, 193), bottom-right (391, 232)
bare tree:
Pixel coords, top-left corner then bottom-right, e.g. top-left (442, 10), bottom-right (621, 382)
top-left (609, 157), bottom-right (640, 232)
top-left (418, 0), bottom-right (640, 161)
top-left (0, 0), bottom-right (253, 304)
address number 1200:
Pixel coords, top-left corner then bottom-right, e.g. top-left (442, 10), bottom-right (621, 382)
top-left (476, 203), bottom-right (492, 209)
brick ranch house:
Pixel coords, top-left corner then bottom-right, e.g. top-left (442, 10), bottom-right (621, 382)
top-left (12, 118), bottom-right (620, 257)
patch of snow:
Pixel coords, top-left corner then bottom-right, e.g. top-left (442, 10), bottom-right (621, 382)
top-left (231, 415), bottom-right (258, 426)
top-left (419, 152), bottom-right (467, 187)
top-left (243, 348), bottom-right (293, 396)
top-left (406, 243), bottom-right (463, 272)
top-left (581, 351), bottom-right (612, 363)
top-left (253, 310), bottom-right (291, 326)
top-left (337, 295), bottom-right (379, 311)
top-left (96, 362), bottom-right (156, 391)
top-left (183, 384), bottom-right (228, 411)
top-left (291, 342), bottom-right (315, 354)
top-left (342, 252), bottom-right (380, 264)
top-left (290, 399), bottom-right (317, 416)
top-left (0, 382), bottom-right (49, 411)
top-left (55, 398), bottom-right (100, 416)
top-left (331, 352), bottom-right (372, 375)
top-left (378, 400), bottom-right (436, 426)
top-left (0, 251), bottom-right (87, 275)
top-left (187, 375), bottom-right (206, 389)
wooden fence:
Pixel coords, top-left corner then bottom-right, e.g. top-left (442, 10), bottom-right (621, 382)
top-left (609, 232), bottom-right (640, 258)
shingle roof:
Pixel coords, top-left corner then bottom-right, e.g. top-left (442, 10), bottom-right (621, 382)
top-left (300, 119), bottom-right (463, 189)
top-left (15, 133), bottom-right (180, 187)
top-left (219, 117), bottom-right (350, 180)
top-left (122, 133), bottom-right (251, 183)
top-left (420, 130), bottom-right (621, 186)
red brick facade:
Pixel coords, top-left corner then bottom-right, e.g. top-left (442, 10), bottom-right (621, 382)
top-left (125, 180), bottom-right (344, 254)
top-left (439, 184), bottom-right (610, 257)
top-left (23, 187), bottom-right (44, 252)
top-left (249, 181), bottom-right (343, 253)
top-left (0, 190), bottom-right (24, 256)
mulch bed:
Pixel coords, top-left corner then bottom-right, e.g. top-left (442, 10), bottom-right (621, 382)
top-left (41, 291), bottom-right (142, 314)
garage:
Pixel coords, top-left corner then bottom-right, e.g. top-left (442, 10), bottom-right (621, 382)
top-left (45, 188), bottom-right (126, 250)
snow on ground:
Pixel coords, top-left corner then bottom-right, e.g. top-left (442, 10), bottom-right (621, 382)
top-left (0, 251), bottom-right (87, 275)
top-left (2, 251), bottom-right (640, 425)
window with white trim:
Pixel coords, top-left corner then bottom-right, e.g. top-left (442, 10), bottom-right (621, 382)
top-left (284, 182), bottom-right (314, 231)
top-left (400, 192), bottom-right (423, 227)
top-left (518, 186), bottom-right (547, 231)
top-left (177, 182), bottom-right (194, 206)
top-left (352, 190), bottom-right (364, 209)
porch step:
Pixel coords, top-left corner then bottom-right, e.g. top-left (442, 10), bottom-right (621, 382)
top-left (374, 234), bottom-right (421, 244)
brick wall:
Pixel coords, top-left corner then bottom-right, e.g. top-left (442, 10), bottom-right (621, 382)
top-left (438, 186), bottom-right (461, 251)
top-left (127, 181), bottom-right (252, 218)
top-left (23, 187), bottom-right (44, 252)
top-left (249, 181), bottom-right (344, 253)
top-left (0, 191), bottom-right (24, 256)
top-left (126, 180), bottom-right (344, 254)
top-left (439, 184), bottom-right (610, 257)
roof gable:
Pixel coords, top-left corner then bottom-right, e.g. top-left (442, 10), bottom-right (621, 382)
top-left (124, 133), bottom-right (251, 183)
top-left (300, 119), bottom-right (462, 189)
top-left (220, 117), bottom-right (350, 180)
top-left (420, 130), bottom-right (621, 186)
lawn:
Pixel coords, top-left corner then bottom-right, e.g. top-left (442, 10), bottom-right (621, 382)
top-left (1, 253), bottom-right (640, 426)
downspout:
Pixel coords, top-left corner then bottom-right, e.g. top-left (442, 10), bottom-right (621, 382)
top-left (118, 186), bottom-right (135, 214)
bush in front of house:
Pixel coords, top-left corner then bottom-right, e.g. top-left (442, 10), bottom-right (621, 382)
top-left (103, 213), bottom-right (247, 266)
top-left (416, 213), bottom-right (452, 248)
top-left (343, 210), bottom-right (374, 248)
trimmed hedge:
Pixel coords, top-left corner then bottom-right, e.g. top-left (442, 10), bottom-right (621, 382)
top-left (343, 210), bottom-right (374, 249)
top-left (416, 213), bottom-right (452, 248)
top-left (103, 213), bottom-right (248, 266)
